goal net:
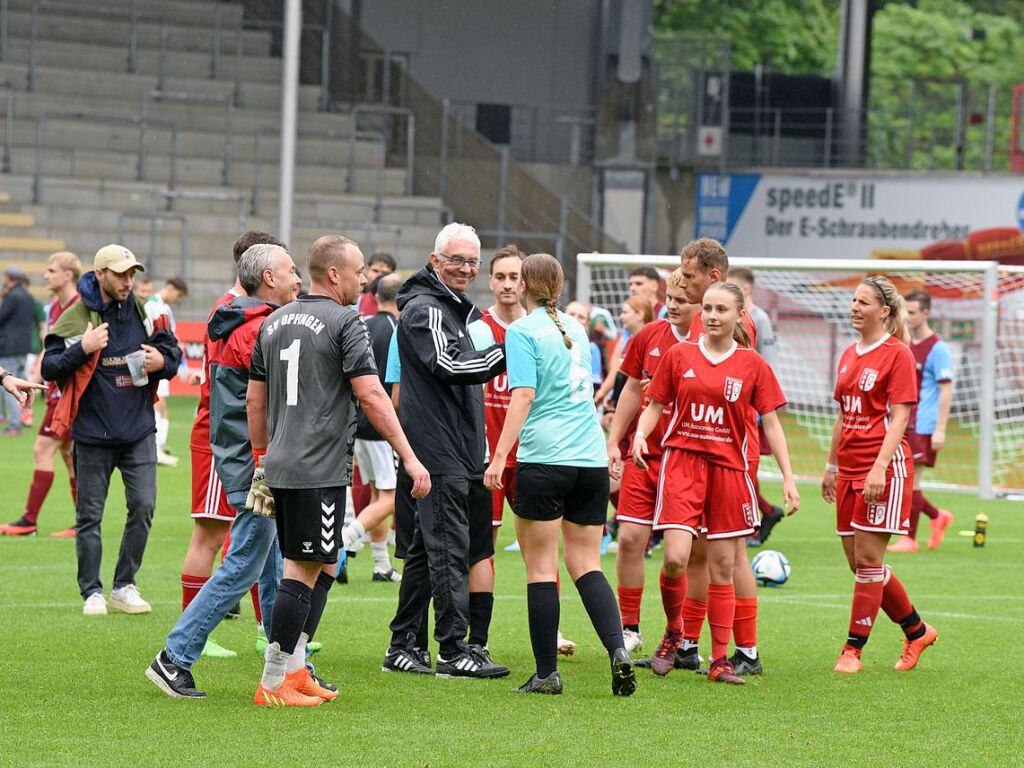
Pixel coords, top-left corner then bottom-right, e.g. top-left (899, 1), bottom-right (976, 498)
top-left (577, 254), bottom-right (1024, 498)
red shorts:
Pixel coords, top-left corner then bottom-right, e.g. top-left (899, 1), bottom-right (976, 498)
top-left (835, 473), bottom-right (913, 537)
top-left (191, 449), bottom-right (236, 521)
top-left (491, 465), bottom-right (516, 526)
top-left (907, 431), bottom-right (938, 468)
top-left (38, 401), bottom-right (70, 442)
top-left (615, 454), bottom-right (662, 526)
top-left (653, 448), bottom-right (759, 539)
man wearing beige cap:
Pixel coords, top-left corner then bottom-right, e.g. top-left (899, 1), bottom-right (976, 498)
top-left (41, 244), bottom-right (181, 615)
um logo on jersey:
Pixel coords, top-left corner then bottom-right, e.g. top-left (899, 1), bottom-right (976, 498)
top-left (723, 377), bottom-right (743, 402)
top-left (690, 403), bottom-right (724, 425)
top-left (842, 395), bottom-right (862, 413)
top-left (859, 368), bottom-right (879, 391)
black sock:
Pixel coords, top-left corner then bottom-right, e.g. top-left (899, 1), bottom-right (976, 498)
top-left (467, 592), bottom-right (494, 647)
top-left (623, 623), bottom-right (640, 633)
top-left (575, 570), bottom-right (624, 657)
top-left (846, 632), bottom-right (869, 650)
top-left (527, 581), bottom-right (559, 678)
top-left (302, 571), bottom-right (335, 643)
top-left (900, 609), bottom-right (926, 641)
top-left (269, 579), bottom-right (312, 655)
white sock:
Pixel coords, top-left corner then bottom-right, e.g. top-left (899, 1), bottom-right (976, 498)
top-left (155, 416), bottom-right (169, 448)
top-left (680, 639), bottom-right (699, 651)
top-left (736, 645), bottom-right (757, 659)
top-left (286, 632), bottom-right (308, 674)
top-left (260, 641), bottom-right (290, 690)
top-left (371, 541), bottom-right (391, 572)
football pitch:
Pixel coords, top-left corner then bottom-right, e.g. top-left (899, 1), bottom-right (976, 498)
top-left (1, 397), bottom-right (1022, 768)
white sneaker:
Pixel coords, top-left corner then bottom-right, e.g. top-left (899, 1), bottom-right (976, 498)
top-left (156, 448), bottom-right (179, 467)
top-left (109, 584), bottom-right (151, 614)
top-left (622, 628), bottom-right (643, 654)
top-left (556, 630), bottom-right (577, 657)
top-left (83, 592), bottom-right (107, 616)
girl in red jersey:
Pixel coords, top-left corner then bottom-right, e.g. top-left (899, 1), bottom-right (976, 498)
top-left (822, 276), bottom-right (937, 674)
top-left (632, 282), bottom-right (799, 685)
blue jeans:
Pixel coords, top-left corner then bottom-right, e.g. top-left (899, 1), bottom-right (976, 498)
top-left (165, 497), bottom-right (281, 671)
top-left (0, 355), bottom-right (25, 431)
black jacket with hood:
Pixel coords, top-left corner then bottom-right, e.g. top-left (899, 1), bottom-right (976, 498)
top-left (395, 265), bottom-right (505, 477)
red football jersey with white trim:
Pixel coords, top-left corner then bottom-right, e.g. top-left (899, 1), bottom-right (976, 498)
top-left (833, 335), bottom-right (918, 483)
top-left (479, 309), bottom-right (517, 468)
top-left (647, 338), bottom-right (786, 471)
top-left (619, 319), bottom-right (686, 458)
top-left (189, 289), bottom-right (240, 453)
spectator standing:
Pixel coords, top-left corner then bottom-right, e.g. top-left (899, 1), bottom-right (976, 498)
top-left (147, 277), bottom-right (188, 467)
top-left (0, 266), bottom-right (38, 435)
top-left (356, 252), bottom-right (397, 318)
top-left (41, 245), bottom-right (181, 615)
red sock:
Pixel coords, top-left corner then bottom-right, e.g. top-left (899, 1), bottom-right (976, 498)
top-left (23, 470), bottom-right (55, 524)
top-left (69, 476), bottom-right (78, 505)
top-left (847, 567), bottom-right (885, 648)
top-left (733, 596), bottom-right (758, 648)
top-left (181, 573), bottom-right (209, 612)
top-left (909, 491), bottom-right (925, 539)
top-left (682, 598), bottom-right (707, 643)
top-left (920, 494), bottom-right (940, 520)
top-left (659, 570), bottom-right (686, 634)
top-left (880, 566), bottom-right (923, 638)
top-left (707, 583), bottom-right (736, 660)
top-left (250, 582), bottom-right (262, 624)
top-left (617, 585), bottom-right (643, 627)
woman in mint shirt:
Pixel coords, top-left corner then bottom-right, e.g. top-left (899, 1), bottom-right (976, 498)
top-left (484, 253), bottom-right (636, 698)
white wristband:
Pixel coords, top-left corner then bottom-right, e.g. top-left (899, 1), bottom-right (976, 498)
top-left (825, 463), bottom-right (838, 473)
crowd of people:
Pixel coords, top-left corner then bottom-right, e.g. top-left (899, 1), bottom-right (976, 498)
top-left (0, 225), bottom-right (956, 704)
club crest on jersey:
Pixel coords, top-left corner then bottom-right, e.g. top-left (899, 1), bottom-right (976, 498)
top-left (866, 502), bottom-right (887, 526)
top-left (859, 368), bottom-right (879, 391)
top-left (723, 377), bottom-right (743, 402)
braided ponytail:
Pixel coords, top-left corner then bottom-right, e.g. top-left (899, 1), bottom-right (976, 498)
top-left (522, 253), bottom-right (572, 350)
top-left (546, 301), bottom-right (573, 349)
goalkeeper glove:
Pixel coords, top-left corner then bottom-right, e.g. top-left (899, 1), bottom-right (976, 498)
top-left (341, 519), bottom-right (366, 554)
top-left (246, 455), bottom-right (275, 517)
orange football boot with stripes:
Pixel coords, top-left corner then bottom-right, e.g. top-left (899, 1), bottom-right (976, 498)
top-left (895, 623), bottom-right (937, 671)
top-left (253, 680), bottom-right (322, 707)
top-left (285, 667), bottom-right (338, 701)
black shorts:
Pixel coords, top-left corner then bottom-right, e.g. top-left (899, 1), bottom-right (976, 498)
top-left (270, 485), bottom-right (345, 564)
top-left (467, 473), bottom-right (495, 565)
top-left (514, 463), bottom-right (610, 526)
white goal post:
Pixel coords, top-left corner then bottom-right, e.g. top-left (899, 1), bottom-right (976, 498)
top-left (577, 254), bottom-right (1024, 499)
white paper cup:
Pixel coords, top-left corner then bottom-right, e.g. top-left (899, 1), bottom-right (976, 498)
top-left (126, 349), bottom-right (149, 387)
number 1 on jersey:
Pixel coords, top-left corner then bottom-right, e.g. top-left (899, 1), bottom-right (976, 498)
top-left (280, 339), bottom-right (300, 406)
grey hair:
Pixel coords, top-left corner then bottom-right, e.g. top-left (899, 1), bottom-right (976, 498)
top-left (375, 271), bottom-right (404, 304)
top-left (238, 243), bottom-right (285, 295)
top-left (434, 222), bottom-right (480, 254)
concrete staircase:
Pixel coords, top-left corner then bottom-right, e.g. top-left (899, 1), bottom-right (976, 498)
top-left (0, 0), bottom-right (445, 318)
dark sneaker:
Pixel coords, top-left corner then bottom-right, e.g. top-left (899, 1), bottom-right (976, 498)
top-left (413, 646), bottom-right (432, 669)
top-left (308, 667), bottom-right (338, 693)
top-left (382, 646), bottom-right (434, 675)
top-left (610, 648), bottom-right (637, 696)
top-left (650, 631), bottom-right (683, 677)
top-left (372, 568), bottom-right (402, 583)
top-left (675, 644), bottom-right (703, 670)
top-left (225, 601), bottom-right (241, 620)
top-left (749, 505), bottom-right (784, 546)
top-left (145, 650), bottom-right (206, 698)
top-left (515, 671), bottom-right (563, 694)
top-left (436, 646), bottom-right (510, 679)
top-left (729, 650), bottom-right (763, 675)
top-left (707, 656), bottom-right (745, 685)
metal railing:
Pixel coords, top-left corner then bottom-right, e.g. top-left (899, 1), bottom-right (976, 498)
top-left (0, 82), bottom-right (12, 173)
top-left (250, 126), bottom-right (386, 217)
top-left (143, 89), bottom-right (234, 185)
top-left (151, 188), bottom-right (246, 233)
top-left (349, 104), bottom-right (415, 197)
top-left (33, 111), bottom-right (178, 203)
top-left (27, 0), bottom-right (166, 91)
top-left (116, 211), bottom-right (189, 279)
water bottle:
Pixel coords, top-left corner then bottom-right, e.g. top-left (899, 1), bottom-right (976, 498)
top-left (973, 513), bottom-right (988, 548)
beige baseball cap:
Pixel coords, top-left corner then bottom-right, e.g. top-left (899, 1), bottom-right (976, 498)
top-left (94, 244), bottom-right (145, 274)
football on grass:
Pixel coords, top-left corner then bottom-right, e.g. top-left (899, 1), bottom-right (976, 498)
top-left (751, 550), bottom-right (791, 587)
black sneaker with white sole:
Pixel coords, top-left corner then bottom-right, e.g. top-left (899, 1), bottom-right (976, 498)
top-left (382, 646), bottom-right (434, 675)
top-left (413, 646), bottom-right (432, 669)
top-left (610, 647), bottom-right (637, 696)
top-left (372, 568), bottom-right (402, 583)
top-left (145, 650), bottom-right (206, 698)
top-left (436, 646), bottom-right (510, 679)
top-left (729, 650), bottom-right (763, 675)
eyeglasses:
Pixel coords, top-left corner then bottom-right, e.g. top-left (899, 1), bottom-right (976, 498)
top-left (438, 253), bottom-right (481, 270)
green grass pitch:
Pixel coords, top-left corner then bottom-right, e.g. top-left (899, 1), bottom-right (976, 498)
top-left (1, 397), bottom-right (1022, 767)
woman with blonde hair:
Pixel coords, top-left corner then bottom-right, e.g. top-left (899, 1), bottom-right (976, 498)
top-left (485, 253), bottom-right (636, 697)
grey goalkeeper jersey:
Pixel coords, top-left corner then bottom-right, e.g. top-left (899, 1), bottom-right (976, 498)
top-left (250, 295), bottom-right (378, 489)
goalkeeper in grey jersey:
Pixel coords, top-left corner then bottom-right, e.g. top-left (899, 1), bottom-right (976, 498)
top-left (247, 235), bottom-right (431, 706)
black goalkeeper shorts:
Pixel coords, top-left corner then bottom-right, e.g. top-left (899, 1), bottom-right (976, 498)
top-left (270, 485), bottom-right (345, 564)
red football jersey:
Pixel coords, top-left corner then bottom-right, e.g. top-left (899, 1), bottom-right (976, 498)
top-left (833, 335), bottom-right (918, 483)
top-left (647, 338), bottom-right (786, 471)
top-left (44, 294), bottom-right (80, 404)
top-left (479, 309), bottom-right (517, 468)
top-left (619, 319), bottom-right (686, 457)
top-left (189, 289), bottom-right (240, 453)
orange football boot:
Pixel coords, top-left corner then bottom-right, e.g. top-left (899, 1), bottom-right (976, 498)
top-left (895, 624), bottom-right (937, 671)
top-left (285, 667), bottom-right (338, 701)
top-left (927, 511), bottom-right (954, 550)
top-left (833, 645), bottom-right (863, 674)
top-left (253, 680), bottom-right (322, 707)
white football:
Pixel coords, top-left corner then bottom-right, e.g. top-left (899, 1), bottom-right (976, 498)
top-left (751, 549), bottom-right (791, 587)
